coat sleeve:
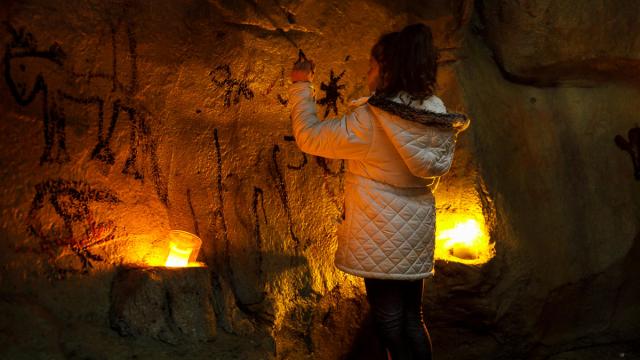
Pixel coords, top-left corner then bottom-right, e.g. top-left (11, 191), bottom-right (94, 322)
top-left (421, 96), bottom-right (455, 177)
top-left (417, 122), bottom-right (470, 178)
top-left (420, 129), bottom-right (458, 177)
top-left (288, 81), bottom-right (372, 160)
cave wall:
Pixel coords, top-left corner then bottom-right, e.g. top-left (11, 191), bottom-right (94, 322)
top-left (0, 0), bottom-right (639, 359)
top-left (431, 0), bottom-right (640, 358)
top-left (478, 0), bottom-right (640, 86)
top-left (0, 0), bottom-right (478, 359)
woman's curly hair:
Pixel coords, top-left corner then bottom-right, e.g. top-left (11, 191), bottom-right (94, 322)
top-left (371, 23), bottom-right (439, 102)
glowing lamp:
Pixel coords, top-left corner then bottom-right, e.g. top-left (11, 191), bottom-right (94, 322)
top-left (435, 218), bottom-right (494, 264)
top-left (165, 230), bottom-right (202, 267)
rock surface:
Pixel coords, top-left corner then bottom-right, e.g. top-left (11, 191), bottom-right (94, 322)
top-left (0, 0), bottom-right (476, 358)
top-left (479, 0), bottom-right (640, 85)
top-left (0, 0), bottom-right (639, 359)
top-left (109, 266), bottom-right (217, 344)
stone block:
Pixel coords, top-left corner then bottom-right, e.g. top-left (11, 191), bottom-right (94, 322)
top-left (109, 265), bottom-right (217, 344)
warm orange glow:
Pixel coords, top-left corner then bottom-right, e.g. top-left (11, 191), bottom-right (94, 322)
top-left (165, 242), bottom-right (192, 267)
top-left (164, 230), bottom-right (202, 268)
top-left (435, 216), bottom-right (494, 264)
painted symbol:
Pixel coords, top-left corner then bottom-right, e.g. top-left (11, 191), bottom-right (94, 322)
top-left (210, 64), bottom-right (255, 107)
top-left (317, 69), bottom-right (346, 117)
top-left (25, 179), bottom-right (121, 277)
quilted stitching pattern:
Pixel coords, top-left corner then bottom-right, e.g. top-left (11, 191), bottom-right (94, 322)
top-left (333, 98), bottom-right (465, 279)
top-left (288, 84), bottom-right (467, 279)
top-left (335, 175), bottom-right (436, 279)
top-left (378, 116), bottom-right (457, 178)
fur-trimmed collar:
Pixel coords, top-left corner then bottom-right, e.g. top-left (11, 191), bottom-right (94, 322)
top-left (367, 94), bottom-right (469, 131)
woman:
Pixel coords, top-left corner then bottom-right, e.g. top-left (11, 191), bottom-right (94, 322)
top-left (289, 23), bottom-right (470, 359)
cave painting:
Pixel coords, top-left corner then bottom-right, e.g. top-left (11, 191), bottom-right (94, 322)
top-left (186, 188), bottom-right (200, 237)
top-left (2, 21), bottom-right (68, 164)
top-left (271, 143), bottom-right (302, 248)
top-left (2, 21), bottom-right (168, 206)
top-left (210, 64), bottom-right (256, 107)
top-left (24, 179), bottom-right (121, 278)
top-left (3, 15), bottom-right (352, 289)
top-left (210, 127), bottom-right (245, 302)
top-left (317, 69), bottom-right (346, 117)
top-left (316, 156), bottom-right (346, 220)
top-left (208, 129), bottom-right (345, 302)
top-left (263, 67), bottom-right (289, 106)
top-left (283, 135), bottom-right (308, 170)
top-left (281, 135), bottom-right (345, 221)
top-left (615, 125), bottom-right (640, 180)
top-left (251, 186), bottom-right (268, 302)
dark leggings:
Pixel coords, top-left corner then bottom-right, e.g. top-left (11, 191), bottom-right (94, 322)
top-left (364, 278), bottom-right (433, 360)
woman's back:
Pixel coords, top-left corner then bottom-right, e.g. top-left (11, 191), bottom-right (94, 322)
top-left (288, 22), bottom-right (470, 360)
top-left (346, 92), bottom-right (460, 189)
top-left (288, 81), bottom-right (469, 279)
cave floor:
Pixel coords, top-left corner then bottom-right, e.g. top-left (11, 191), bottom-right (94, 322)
top-left (3, 318), bottom-right (640, 360)
top-left (0, 305), bottom-right (276, 360)
top-left (544, 342), bottom-right (640, 360)
top-left (1, 294), bottom-right (639, 360)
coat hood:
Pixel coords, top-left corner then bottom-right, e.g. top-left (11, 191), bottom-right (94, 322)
top-left (367, 94), bottom-right (470, 179)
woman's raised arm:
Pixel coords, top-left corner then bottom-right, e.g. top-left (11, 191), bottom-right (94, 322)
top-left (288, 81), bottom-right (372, 160)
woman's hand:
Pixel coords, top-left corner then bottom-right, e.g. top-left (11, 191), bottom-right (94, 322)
top-left (291, 68), bottom-right (313, 83)
top-left (291, 57), bottom-right (315, 83)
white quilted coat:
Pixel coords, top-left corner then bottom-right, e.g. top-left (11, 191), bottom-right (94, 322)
top-left (289, 82), bottom-right (470, 280)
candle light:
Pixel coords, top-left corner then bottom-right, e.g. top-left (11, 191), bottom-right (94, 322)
top-left (164, 230), bottom-right (202, 267)
top-left (435, 217), bottom-right (494, 264)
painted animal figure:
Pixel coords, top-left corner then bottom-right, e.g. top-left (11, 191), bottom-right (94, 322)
top-left (3, 22), bottom-right (69, 164)
top-left (2, 21), bottom-right (168, 205)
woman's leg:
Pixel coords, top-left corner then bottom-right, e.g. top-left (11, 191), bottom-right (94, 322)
top-left (365, 278), bottom-right (433, 360)
top-left (364, 278), bottom-right (411, 360)
top-left (402, 279), bottom-right (433, 360)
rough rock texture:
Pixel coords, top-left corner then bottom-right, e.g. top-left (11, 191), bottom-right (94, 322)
top-left (479, 0), bottom-right (640, 85)
top-left (432, 4), bottom-right (640, 357)
top-left (0, 0), bottom-right (479, 358)
top-left (109, 266), bottom-right (217, 344)
top-left (0, 0), bottom-right (639, 359)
